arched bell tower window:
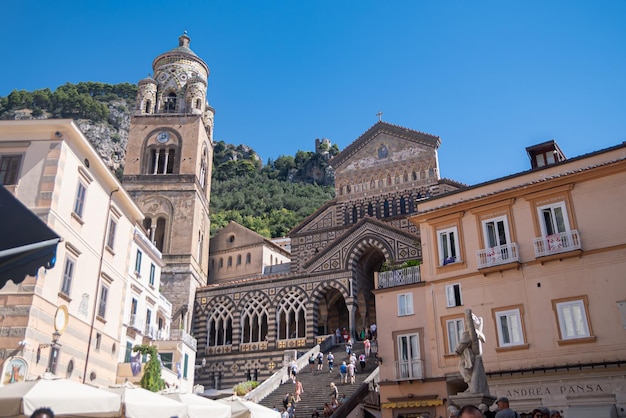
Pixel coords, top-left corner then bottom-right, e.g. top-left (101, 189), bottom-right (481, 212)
top-left (154, 217), bottom-right (166, 252)
top-left (150, 148), bottom-right (176, 174)
top-left (164, 92), bottom-right (177, 113)
top-left (195, 99), bottom-right (202, 109)
top-left (199, 147), bottom-right (208, 191)
top-left (144, 100), bottom-right (152, 114)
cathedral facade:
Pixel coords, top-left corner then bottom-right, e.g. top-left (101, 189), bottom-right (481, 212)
top-left (194, 121), bottom-right (464, 389)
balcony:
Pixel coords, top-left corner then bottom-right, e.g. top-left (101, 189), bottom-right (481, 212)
top-left (533, 230), bottom-right (581, 258)
top-left (394, 359), bottom-right (424, 381)
top-left (476, 243), bottom-right (520, 269)
top-left (170, 329), bottom-right (197, 351)
top-left (377, 266), bottom-right (421, 289)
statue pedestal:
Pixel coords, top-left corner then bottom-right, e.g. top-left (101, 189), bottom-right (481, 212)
top-left (449, 393), bottom-right (496, 410)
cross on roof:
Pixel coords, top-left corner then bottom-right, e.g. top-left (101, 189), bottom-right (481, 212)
top-left (376, 111), bottom-right (383, 122)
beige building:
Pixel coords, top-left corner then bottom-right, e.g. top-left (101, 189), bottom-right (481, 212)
top-left (0, 119), bottom-right (144, 386)
top-left (208, 221), bottom-right (291, 284)
top-left (374, 140), bottom-right (626, 418)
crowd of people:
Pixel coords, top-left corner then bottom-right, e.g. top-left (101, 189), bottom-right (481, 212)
top-left (449, 397), bottom-right (563, 418)
top-left (278, 332), bottom-right (376, 418)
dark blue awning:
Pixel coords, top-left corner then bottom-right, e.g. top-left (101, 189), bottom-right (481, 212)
top-left (0, 185), bottom-right (61, 288)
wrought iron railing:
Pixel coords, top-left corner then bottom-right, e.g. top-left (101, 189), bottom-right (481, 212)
top-left (476, 242), bottom-right (520, 268)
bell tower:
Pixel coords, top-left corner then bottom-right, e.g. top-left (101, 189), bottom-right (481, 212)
top-left (123, 32), bottom-right (213, 331)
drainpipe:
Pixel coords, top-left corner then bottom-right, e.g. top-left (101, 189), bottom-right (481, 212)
top-left (82, 188), bottom-right (118, 383)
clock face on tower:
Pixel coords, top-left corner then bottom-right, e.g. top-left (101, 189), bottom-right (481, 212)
top-left (157, 131), bottom-right (170, 143)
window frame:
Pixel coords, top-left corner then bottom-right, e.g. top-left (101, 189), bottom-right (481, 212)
top-left (440, 313), bottom-right (465, 355)
top-left (149, 263), bottom-right (156, 287)
top-left (106, 217), bottom-right (117, 251)
top-left (0, 154), bottom-right (22, 185)
top-left (445, 283), bottom-right (462, 307)
top-left (73, 181), bottom-right (87, 218)
top-left (482, 215), bottom-right (511, 248)
top-left (537, 201), bottom-right (571, 236)
top-left (60, 256), bottom-right (76, 297)
top-left (438, 226), bottom-right (460, 266)
top-left (492, 305), bottom-right (527, 349)
top-left (97, 284), bottom-right (109, 319)
top-left (397, 292), bottom-right (414, 317)
top-left (553, 296), bottom-right (594, 344)
top-left (393, 329), bottom-right (423, 380)
top-left (134, 249), bottom-right (143, 276)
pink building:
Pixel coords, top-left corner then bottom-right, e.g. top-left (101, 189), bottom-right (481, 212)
top-left (374, 140), bottom-right (626, 418)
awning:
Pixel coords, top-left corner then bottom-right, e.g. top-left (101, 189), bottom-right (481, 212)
top-left (0, 185), bottom-right (61, 289)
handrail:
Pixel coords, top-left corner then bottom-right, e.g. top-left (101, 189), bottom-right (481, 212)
top-left (244, 338), bottom-right (331, 403)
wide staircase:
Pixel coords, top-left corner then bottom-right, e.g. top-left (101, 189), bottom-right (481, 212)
top-left (258, 341), bottom-right (378, 417)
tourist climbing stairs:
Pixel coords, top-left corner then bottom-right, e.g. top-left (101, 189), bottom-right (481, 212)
top-left (258, 341), bottom-right (378, 417)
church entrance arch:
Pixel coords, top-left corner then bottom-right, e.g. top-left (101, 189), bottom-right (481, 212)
top-left (353, 245), bottom-right (385, 336)
top-left (315, 287), bottom-right (348, 338)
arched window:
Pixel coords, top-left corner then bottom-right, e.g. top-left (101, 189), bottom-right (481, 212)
top-left (241, 298), bottom-right (268, 343)
top-left (246, 253), bottom-right (251, 264)
top-left (384, 200), bottom-right (390, 217)
top-left (195, 98), bottom-right (202, 109)
top-left (370, 179), bottom-right (375, 189)
top-left (154, 217), bottom-right (166, 252)
top-left (277, 291), bottom-right (306, 339)
top-left (403, 171), bottom-right (408, 182)
top-left (400, 197), bottom-right (407, 215)
top-left (378, 178), bottom-right (383, 188)
top-left (387, 174), bottom-right (392, 186)
top-left (367, 203), bottom-right (374, 217)
top-left (237, 254), bottom-right (242, 266)
top-left (412, 171), bottom-right (418, 181)
top-left (199, 147), bottom-right (208, 191)
top-left (144, 100), bottom-right (152, 114)
top-left (352, 206), bottom-right (358, 224)
top-left (164, 92), bottom-right (177, 113)
top-left (207, 303), bottom-right (233, 346)
top-left (219, 258), bottom-right (223, 269)
top-left (150, 148), bottom-right (176, 174)
top-left (211, 259), bottom-right (215, 271)
top-left (197, 231), bottom-right (203, 264)
top-left (227, 256), bottom-right (232, 267)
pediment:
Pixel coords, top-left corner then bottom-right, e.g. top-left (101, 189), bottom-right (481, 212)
top-left (210, 221), bottom-right (266, 253)
top-left (304, 218), bottom-right (420, 274)
top-left (329, 121), bottom-right (440, 173)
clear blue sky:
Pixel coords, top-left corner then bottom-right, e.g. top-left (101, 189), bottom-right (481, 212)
top-left (2, 1), bottom-right (625, 185)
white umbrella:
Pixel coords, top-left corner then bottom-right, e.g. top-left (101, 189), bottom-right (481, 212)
top-left (218, 395), bottom-right (281, 418)
top-left (0, 374), bottom-right (122, 417)
top-left (162, 392), bottom-right (230, 418)
top-left (106, 384), bottom-right (188, 418)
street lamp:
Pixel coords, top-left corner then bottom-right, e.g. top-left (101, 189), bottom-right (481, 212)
top-left (47, 331), bottom-right (61, 374)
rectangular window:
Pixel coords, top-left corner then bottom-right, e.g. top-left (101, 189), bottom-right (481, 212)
top-left (134, 249), bottom-right (142, 275)
top-left (73, 181), bottom-right (87, 218)
top-left (438, 226), bottom-right (459, 265)
top-left (145, 308), bottom-right (152, 335)
top-left (538, 201), bottom-right (569, 236)
top-left (95, 333), bottom-right (102, 350)
top-left (446, 318), bottom-right (465, 353)
top-left (556, 299), bottom-right (590, 340)
top-left (0, 155), bottom-right (22, 185)
top-left (397, 293), bottom-right (414, 316)
top-left (130, 298), bottom-right (138, 326)
top-left (124, 341), bottom-right (133, 363)
top-left (495, 308), bottom-right (524, 347)
top-left (97, 285), bottom-right (109, 318)
top-left (483, 216), bottom-right (510, 248)
top-left (149, 264), bottom-right (155, 286)
top-left (160, 352), bottom-right (173, 370)
top-left (396, 333), bottom-right (421, 379)
top-left (183, 353), bottom-right (189, 378)
top-left (60, 257), bottom-right (75, 296)
top-left (106, 218), bottom-right (117, 250)
top-left (446, 283), bottom-right (462, 307)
